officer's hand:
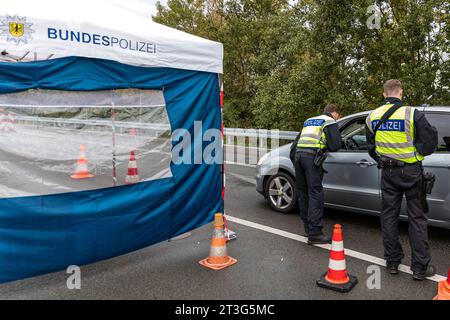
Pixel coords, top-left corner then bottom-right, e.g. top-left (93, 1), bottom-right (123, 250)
top-left (376, 159), bottom-right (384, 169)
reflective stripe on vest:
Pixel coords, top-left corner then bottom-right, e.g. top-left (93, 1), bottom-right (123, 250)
top-left (367, 104), bottom-right (424, 164)
top-left (297, 115), bottom-right (335, 150)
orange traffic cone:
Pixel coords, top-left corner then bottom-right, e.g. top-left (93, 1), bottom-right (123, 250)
top-left (129, 128), bottom-right (137, 136)
top-left (125, 150), bottom-right (139, 184)
top-left (199, 213), bottom-right (237, 270)
top-left (0, 113), bottom-right (5, 131)
top-left (5, 113), bottom-right (15, 132)
top-left (434, 268), bottom-right (450, 300)
top-left (316, 224), bottom-right (358, 292)
top-left (71, 144), bottom-right (95, 179)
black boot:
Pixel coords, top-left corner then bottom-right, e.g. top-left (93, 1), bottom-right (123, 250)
top-left (307, 234), bottom-right (331, 245)
top-left (413, 264), bottom-right (436, 281)
top-left (386, 262), bottom-right (400, 275)
top-left (303, 229), bottom-right (309, 237)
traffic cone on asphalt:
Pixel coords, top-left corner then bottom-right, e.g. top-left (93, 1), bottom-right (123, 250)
top-left (434, 268), bottom-right (450, 300)
top-left (125, 150), bottom-right (139, 184)
top-left (199, 213), bottom-right (237, 270)
top-left (316, 224), bottom-right (358, 292)
top-left (0, 113), bottom-right (5, 131)
top-left (129, 128), bottom-right (137, 136)
top-left (5, 113), bottom-right (15, 132)
top-left (71, 144), bottom-right (95, 179)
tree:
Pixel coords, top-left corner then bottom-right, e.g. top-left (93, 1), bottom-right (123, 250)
top-left (154, 0), bottom-right (450, 130)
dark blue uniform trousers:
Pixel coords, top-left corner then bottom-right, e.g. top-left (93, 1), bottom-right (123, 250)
top-left (381, 162), bottom-right (431, 273)
top-left (294, 151), bottom-right (324, 236)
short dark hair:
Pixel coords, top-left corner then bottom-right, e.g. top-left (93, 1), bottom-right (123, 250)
top-left (384, 79), bottom-right (403, 95)
top-left (324, 104), bottom-right (340, 114)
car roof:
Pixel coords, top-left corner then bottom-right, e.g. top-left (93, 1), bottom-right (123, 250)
top-left (421, 105), bottom-right (450, 113)
top-left (340, 106), bottom-right (450, 122)
top-left (339, 111), bottom-right (370, 123)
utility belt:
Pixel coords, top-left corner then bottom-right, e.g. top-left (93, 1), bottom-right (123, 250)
top-left (297, 147), bottom-right (328, 167)
top-left (379, 156), bottom-right (418, 168)
top-left (379, 156), bottom-right (436, 213)
top-left (297, 148), bottom-right (318, 156)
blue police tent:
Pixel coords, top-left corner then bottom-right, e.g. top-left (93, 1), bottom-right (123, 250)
top-left (0, 0), bottom-right (224, 283)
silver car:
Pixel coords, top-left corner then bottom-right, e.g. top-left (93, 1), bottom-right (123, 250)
top-left (256, 106), bottom-right (450, 229)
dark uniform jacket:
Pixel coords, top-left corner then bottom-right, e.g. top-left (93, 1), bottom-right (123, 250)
top-left (290, 112), bottom-right (342, 162)
top-left (366, 97), bottom-right (438, 164)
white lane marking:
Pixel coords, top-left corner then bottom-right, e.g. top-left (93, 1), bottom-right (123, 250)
top-left (227, 172), bottom-right (257, 185)
top-left (225, 215), bottom-right (446, 283)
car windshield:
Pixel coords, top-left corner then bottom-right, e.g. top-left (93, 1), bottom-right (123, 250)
top-left (340, 118), bottom-right (367, 150)
top-left (341, 119), bottom-right (366, 139)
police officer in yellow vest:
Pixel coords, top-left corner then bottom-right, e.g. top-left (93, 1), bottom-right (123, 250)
top-left (292, 104), bottom-right (342, 244)
top-left (365, 79), bottom-right (438, 280)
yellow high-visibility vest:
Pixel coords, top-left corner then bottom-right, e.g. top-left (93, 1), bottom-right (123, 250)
top-left (366, 104), bottom-right (424, 164)
top-left (297, 114), bottom-right (335, 150)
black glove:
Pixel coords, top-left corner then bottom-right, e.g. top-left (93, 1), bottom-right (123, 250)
top-left (376, 156), bottom-right (383, 169)
top-left (289, 147), bottom-right (296, 164)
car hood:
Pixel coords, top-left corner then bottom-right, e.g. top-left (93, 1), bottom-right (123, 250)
top-left (270, 143), bottom-right (291, 158)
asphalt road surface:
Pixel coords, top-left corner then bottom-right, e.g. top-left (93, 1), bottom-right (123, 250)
top-left (0, 163), bottom-right (448, 300)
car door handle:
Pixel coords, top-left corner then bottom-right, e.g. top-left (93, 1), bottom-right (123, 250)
top-left (356, 160), bottom-right (376, 167)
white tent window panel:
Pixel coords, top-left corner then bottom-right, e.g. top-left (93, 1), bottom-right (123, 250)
top-left (0, 89), bottom-right (173, 198)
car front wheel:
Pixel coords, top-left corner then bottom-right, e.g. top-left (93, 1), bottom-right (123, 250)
top-left (264, 172), bottom-right (297, 213)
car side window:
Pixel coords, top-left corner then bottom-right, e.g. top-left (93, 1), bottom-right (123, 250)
top-left (424, 112), bottom-right (450, 152)
top-left (339, 118), bottom-right (368, 151)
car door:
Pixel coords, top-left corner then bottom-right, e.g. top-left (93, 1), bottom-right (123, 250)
top-left (323, 115), bottom-right (381, 215)
top-left (398, 110), bottom-right (450, 224)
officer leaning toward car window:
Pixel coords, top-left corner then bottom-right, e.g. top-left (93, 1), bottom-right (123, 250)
top-left (365, 79), bottom-right (438, 280)
top-left (290, 104), bottom-right (342, 244)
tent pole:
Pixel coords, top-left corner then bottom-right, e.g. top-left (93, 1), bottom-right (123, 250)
top-left (111, 106), bottom-right (117, 187)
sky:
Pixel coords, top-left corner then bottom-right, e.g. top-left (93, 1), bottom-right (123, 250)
top-left (149, 0), bottom-right (168, 16)
top-left (111, 0), bottom-right (168, 18)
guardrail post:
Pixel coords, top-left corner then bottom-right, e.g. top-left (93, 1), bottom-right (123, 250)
top-left (225, 134), bottom-right (234, 163)
top-left (236, 133), bottom-right (245, 165)
top-left (270, 129), bottom-right (280, 167)
top-left (247, 129), bottom-right (257, 165)
top-left (258, 129), bottom-right (268, 161)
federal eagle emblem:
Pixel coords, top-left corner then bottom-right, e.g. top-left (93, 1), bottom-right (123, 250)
top-left (0, 15), bottom-right (34, 45)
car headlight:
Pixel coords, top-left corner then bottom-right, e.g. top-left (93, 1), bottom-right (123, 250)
top-left (257, 152), bottom-right (271, 166)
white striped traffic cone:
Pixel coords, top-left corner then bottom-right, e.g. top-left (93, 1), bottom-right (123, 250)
top-left (199, 213), bottom-right (237, 270)
top-left (71, 144), bottom-right (95, 179)
top-left (434, 268), bottom-right (450, 300)
top-left (316, 224), bottom-right (358, 292)
top-left (0, 113), bottom-right (5, 131)
top-left (125, 150), bottom-right (139, 184)
top-left (129, 128), bottom-right (137, 136)
top-left (5, 113), bottom-right (15, 132)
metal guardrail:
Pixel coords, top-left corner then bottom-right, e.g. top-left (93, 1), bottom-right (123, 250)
top-left (223, 128), bottom-right (296, 165)
top-left (14, 115), bottom-right (171, 131)
top-left (224, 128), bottom-right (297, 140)
top-left (13, 114), bottom-right (297, 139)
top-left (10, 115), bottom-right (292, 165)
